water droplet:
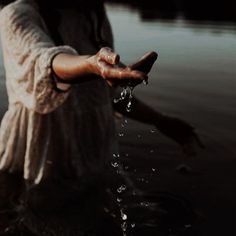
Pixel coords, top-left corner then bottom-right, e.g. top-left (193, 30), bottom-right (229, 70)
top-left (137, 177), bottom-right (145, 182)
top-left (143, 79), bottom-right (148, 85)
top-left (126, 86), bottom-right (134, 112)
top-left (140, 201), bottom-right (150, 207)
top-left (152, 168), bottom-right (156, 172)
top-left (117, 197), bottom-right (122, 203)
top-left (131, 223), bottom-right (136, 228)
top-left (111, 161), bottom-right (119, 168)
top-left (113, 153), bottom-right (120, 158)
top-left (104, 207), bottom-right (109, 213)
top-left (113, 86), bottom-right (134, 114)
top-left (113, 88), bottom-right (128, 104)
top-left (118, 132), bottom-right (124, 137)
top-left (113, 98), bottom-right (120, 104)
top-left (121, 222), bottom-right (128, 232)
top-left (121, 89), bottom-right (127, 99)
top-left (120, 209), bottom-right (128, 220)
top-left (124, 119), bottom-right (128, 124)
top-left (126, 100), bottom-right (132, 112)
top-left (117, 185), bottom-right (127, 194)
top-left (150, 129), bottom-right (156, 133)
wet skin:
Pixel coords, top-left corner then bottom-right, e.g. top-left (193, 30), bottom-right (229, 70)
top-left (52, 47), bottom-right (151, 86)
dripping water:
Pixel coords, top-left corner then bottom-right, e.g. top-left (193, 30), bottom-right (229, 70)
top-left (113, 86), bottom-right (134, 113)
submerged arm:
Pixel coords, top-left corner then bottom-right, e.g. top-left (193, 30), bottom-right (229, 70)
top-left (113, 52), bottom-right (204, 154)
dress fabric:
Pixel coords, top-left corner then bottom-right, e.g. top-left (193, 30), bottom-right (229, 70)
top-left (0, 0), bottom-right (116, 185)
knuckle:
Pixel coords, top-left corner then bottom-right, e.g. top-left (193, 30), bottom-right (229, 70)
top-left (100, 47), bottom-right (111, 54)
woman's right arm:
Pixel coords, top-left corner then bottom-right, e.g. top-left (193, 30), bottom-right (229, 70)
top-left (0, 2), bottom-right (145, 114)
top-left (52, 47), bottom-right (147, 85)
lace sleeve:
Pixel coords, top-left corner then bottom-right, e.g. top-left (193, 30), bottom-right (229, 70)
top-left (0, 1), bottom-right (78, 114)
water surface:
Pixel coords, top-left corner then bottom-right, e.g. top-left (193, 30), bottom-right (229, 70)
top-left (106, 4), bottom-right (236, 148)
top-left (106, 4), bottom-right (236, 236)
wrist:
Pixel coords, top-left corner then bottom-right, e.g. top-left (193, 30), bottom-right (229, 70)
top-left (86, 55), bottom-right (99, 76)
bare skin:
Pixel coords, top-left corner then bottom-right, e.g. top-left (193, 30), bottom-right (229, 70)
top-left (52, 47), bottom-right (203, 156)
top-left (52, 47), bottom-right (147, 85)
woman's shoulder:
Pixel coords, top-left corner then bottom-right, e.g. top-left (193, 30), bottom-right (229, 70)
top-left (0, 0), bottom-right (39, 23)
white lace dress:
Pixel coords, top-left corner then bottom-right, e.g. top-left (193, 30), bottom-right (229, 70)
top-left (0, 0), bottom-right (117, 185)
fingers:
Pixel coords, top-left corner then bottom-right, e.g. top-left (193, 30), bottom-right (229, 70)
top-left (139, 51), bottom-right (158, 64)
top-left (98, 60), bottom-right (147, 81)
top-left (98, 47), bottom-right (120, 65)
top-left (129, 51), bottom-right (158, 74)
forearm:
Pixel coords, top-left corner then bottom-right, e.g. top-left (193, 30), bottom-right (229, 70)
top-left (52, 53), bottom-right (95, 82)
top-left (51, 49), bottom-right (145, 85)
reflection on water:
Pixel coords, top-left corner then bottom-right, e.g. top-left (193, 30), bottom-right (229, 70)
top-left (106, 0), bottom-right (236, 23)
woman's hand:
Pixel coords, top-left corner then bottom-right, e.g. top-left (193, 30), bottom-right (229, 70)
top-left (128, 51), bottom-right (158, 75)
top-left (115, 51), bottom-right (158, 87)
top-left (52, 47), bottom-right (157, 87)
top-left (52, 47), bottom-right (146, 85)
top-left (88, 47), bottom-right (148, 86)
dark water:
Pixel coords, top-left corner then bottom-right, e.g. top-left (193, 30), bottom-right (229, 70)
top-left (106, 3), bottom-right (236, 236)
top-left (106, 4), bottom-right (236, 147)
top-left (0, 1), bottom-right (236, 236)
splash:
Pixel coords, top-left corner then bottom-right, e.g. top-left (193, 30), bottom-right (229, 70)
top-left (113, 86), bottom-right (134, 112)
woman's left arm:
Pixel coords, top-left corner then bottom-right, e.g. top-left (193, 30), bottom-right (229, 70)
top-left (113, 53), bottom-right (204, 155)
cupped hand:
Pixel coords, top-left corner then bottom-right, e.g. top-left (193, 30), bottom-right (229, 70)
top-left (115, 52), bottom-right (158, 87)
top-left (117, 51), bottom-right (158, 87)
top-left (128, 51), bottom-right (158, 74)
top-left (88, 47), bottom-right (146, 86)
top-left (89, 47), bottom-right (158, 87)
top-left (157, 115), bottom-right (205, 156)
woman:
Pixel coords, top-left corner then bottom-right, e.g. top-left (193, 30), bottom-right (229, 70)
top-left (0, 0), bottom-right (146, 184)
top-left (0, 0), bottom-right (201, 234)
